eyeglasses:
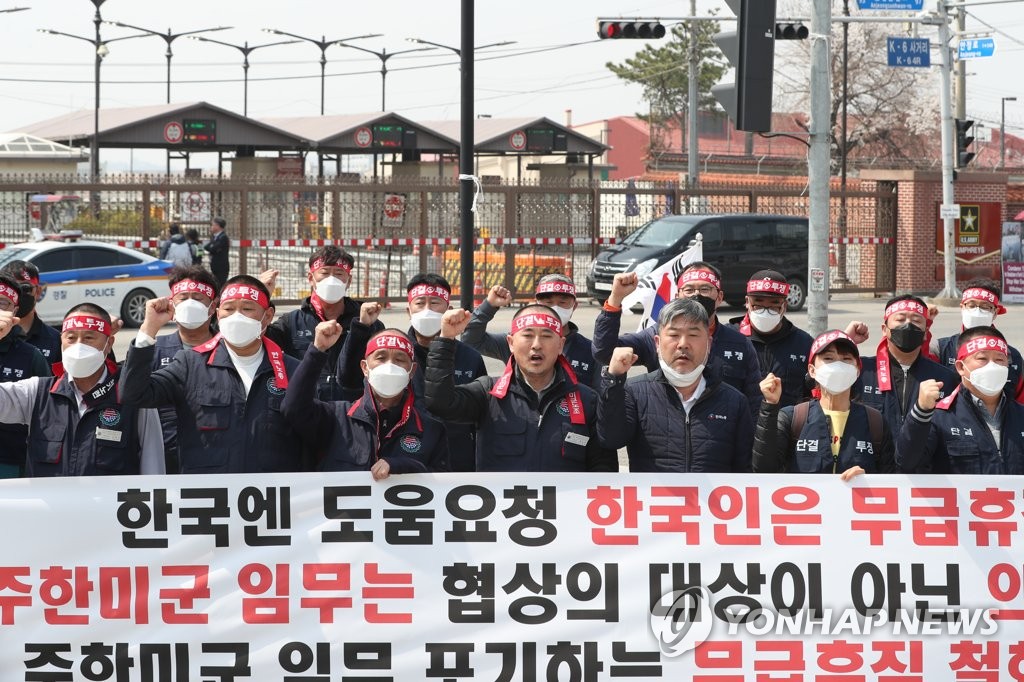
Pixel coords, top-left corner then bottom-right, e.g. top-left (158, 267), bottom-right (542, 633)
top-left (751, 305), bottom-right (783, 316)
top-left (963, 301), bottom-right (997, 313)
top-left (680, 285), bottom-right (718, 296)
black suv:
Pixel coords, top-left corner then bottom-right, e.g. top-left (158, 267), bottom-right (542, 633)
top-left (587, 213), bottom-right (809, 310)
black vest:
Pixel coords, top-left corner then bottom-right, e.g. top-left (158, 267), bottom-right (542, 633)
top-left (27, 373), bottom-right (142, 477)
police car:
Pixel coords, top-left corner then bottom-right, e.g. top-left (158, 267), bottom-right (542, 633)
top-left (0, 232), bottom-right (173, 328)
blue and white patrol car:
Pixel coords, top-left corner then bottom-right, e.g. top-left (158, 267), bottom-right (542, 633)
top-left (0, 233), bottom-right (173, 328)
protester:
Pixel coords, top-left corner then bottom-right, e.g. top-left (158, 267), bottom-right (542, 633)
top-left (266, 246), bottom-right (382, 401)
top-left (0, 275), bottom-right (50, 477)
top-left (283, 323), bottom-right (448, 476)
top-left (150, 266), bottom-right (219, 474)
top-left (0, 303), bottom-right (163, 476)
top-left (462, 274), bottom-right (600, 387)
top-left (753, 329), bottom-right (894, 478)
top-left (0, 260), bottom-right (61, 364)
top-left (597, 297), bottom-right (753, 472)
top-left (120, 275), bottom-right (311, 473)
top-left (932, 279), bottom-right (1024, 402)
top-left (203, 217), bottom-right (230, 288)
top-left (341, 274), bottom-right (485, 472)
top-left (592, 262), bottom-right (762, 414)
top-left (856, 295), bottom-right (958, 438)
top-left (427, 305), bottom-right (616, 472)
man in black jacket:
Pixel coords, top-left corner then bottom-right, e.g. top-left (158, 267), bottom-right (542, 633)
top-left (426, 304), bottom-right (616, 473)
top-left (265, 245), bottom-right (382, 401)
top-left (203, 217), bottom-right (230, 288)
top-left (598, 297), bottom-right (753, 473)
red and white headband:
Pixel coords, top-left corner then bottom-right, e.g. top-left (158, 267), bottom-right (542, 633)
top-left (536, 280), bottom-right (576, 297)
top-left (678, 269), bottom-right (721, 290)
top-left (957, 335), bottom-right (1009, 361)
top-left (510, 312), bottom-right (562, 336)
top-left (883, 300), bottom-right (927, 320)
top-left (961, 287), bottom-right (1006, 315)
top-left (62, 314), bottom-right (111, 337)
top-left (171, 279), bottom-right (216, 300)
top-left (747, 278), bottom-right (790, 296)
top-left (407, 284), bottom-right (450, 304)
top-left (365, 332), bottom-right (414, 359)
top-left (808, 329), bottom-right (858, 364)
top-left (221, 284), bottom-right (270, 310)
top-left (14, 269), bottom-right (38, 286)
top-left (310, 258), bottom-right (352, 275)
top-left (0, 283), bottom-right (19, 306)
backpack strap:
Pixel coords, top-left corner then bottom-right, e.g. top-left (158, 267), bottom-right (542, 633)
top-left (790, 400), bottom-right (810, 444)
top-left (864, 405), bottom-right (884, 466)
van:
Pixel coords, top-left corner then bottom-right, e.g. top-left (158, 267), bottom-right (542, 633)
top-left (587, 213), bottom-right (809, 310)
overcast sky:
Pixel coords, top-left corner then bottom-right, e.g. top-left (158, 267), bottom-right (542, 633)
top-left (2, 0), bottom-right (1021, 153)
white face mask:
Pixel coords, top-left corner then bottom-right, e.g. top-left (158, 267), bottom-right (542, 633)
top-left (961, 307), bottom-right (995, 330)
top-left (410, 309), bottom-right (444, 338)
top-left (315, 276), bottom-right (347, 304)
top-left (63, 342), bottom-right (106, 379)
top-left (968, 361), bottom-right (1009, 397)
top-left (813, 360), bottom-right (859, 395)
top-left (218, 311), bottom-right (264, 347)
top-left (659, 354), bottom-right (706, 388)
top-left (749, 308), bottom-right (783, 333)
top-left (551, 305), bottom-right (575, 326)
top-left (367, 362), bottom-right (410, 398)
top-left (173, 299), bottom-right (212, 330)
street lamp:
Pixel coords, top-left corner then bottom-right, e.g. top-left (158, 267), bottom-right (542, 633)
top-left (103, 21), bottom-right (231, 103)
top-left (189, 36), bottom-right (299, 116)
top-left (1001, 96), bottom-right (1017, 170)
top-left (37, 24), bottom-right (150, 177)
top-left (405, 37), bottom-right (516, 58)
top-left (260, 29), bottom-right (381, 114)
top-left (333, 42), bottom-right (436, 111)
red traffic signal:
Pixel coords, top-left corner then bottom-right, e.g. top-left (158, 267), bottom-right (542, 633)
top-left (597, 21), bottom-right (666, 40)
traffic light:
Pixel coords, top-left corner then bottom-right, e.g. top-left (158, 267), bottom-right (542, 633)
top-left (597, 20), bottom-right (666, 39)
top-left (775, 22), bottom-right (808, 40)
top-left (711, 0), bottom-right (778, 133)
top-left (955, 118), bottom-right (976, 168)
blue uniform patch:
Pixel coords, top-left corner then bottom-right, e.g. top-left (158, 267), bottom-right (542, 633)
top-left (100, 408), bottom-right (121, 427)
top-left (400, 435), bottom-right (422, 453)
top-left (266, 377), bottom-right (286, 396)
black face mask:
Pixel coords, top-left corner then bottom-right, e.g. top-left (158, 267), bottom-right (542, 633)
top-left (14, 283), bottom-right (34, 318)
top-left (691, 294), bottom-right (717, 320)
top-left (889, 323), bottom-right (926, 353)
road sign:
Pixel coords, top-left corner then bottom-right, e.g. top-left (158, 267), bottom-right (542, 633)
top-left (354, 126), bottom-right (372, 148)
top-left (858, 0), bottom-right (923, 10)
top-left (180, 191), bottom-right (210, 222)
top-left (958, 37), bottom-right (996, 59)
top-left (940, 204), bottom-right (961, 220)
top-left (163, 121), bottom-right (183, 144)
top-left (509, 130), bottom-right (527, 151)
top-left (887, 37), bottom-right (930, 67)
top-left (381, 193), bottom-right (406, 228)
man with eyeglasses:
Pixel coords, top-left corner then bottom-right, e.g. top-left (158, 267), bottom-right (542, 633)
top-left (931, 279), bottom-right (1024, 403)
top-left (593, 261), bottom-right (762, 415)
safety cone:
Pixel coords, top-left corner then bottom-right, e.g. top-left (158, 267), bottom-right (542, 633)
top-left (473, 275), bottom-right (485, 308)
top-left (378, 272), bottom-right (391, 309)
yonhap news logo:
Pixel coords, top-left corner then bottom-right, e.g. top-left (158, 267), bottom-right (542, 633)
top-left (648, 586), bottom-right (714, 657)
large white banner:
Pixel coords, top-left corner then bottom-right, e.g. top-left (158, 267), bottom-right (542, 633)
top-left (2, 473), bottom-right (1024, 680)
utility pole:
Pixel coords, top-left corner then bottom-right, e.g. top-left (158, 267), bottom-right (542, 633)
top-left (687, 0), bottom-right (699, 188)
top-left (954, 5), bottom-right (966, 119)
top-left (936, 0), bottom-right (959, 300)
top-left (807, 0), bottom-right (832, 336)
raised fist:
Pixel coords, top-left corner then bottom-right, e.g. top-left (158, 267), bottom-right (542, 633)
top-left (609, 272), bottom-right (639, 308)
top-left (360, 301), bottom-right (383, 326)
top-left (441, 308), bottom-right (472, 339)
top-left (608, 347), bottom-right (638, 376)
top-left (314, 320), bottom-right (344, 352)
top-left (917, 379), bottom-right (944, 411)
top-left (259, 269), bottom-right (280, 294)
top-left (141, 298), bottom-right (173, 338)
top-left (759, 372), bottom-right (783, 405)
top-left (0, 311), bottom-right (21, 342)
top-left (487, 285), bottom-right (513, 308)
top-left (844, 321), bottom-right (869, 345)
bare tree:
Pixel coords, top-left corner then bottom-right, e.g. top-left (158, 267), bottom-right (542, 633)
top-left (775, 12), bottom-right (939, 170)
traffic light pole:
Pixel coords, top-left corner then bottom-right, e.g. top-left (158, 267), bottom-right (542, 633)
top-left (687, 0), bottom-right (699, 188)
top-left (459, 0), bottom-right (475, 310)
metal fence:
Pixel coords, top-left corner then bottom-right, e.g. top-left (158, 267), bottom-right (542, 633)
top-left (0, 174), bottom-right (897, 303)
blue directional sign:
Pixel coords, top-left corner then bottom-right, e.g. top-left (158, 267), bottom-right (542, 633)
top-left (958, 37), bottom-right (996, 59)
top-left (887, 37), bottom-right (931, 67)
top-left (858, 0), bottom-right (923, 10)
